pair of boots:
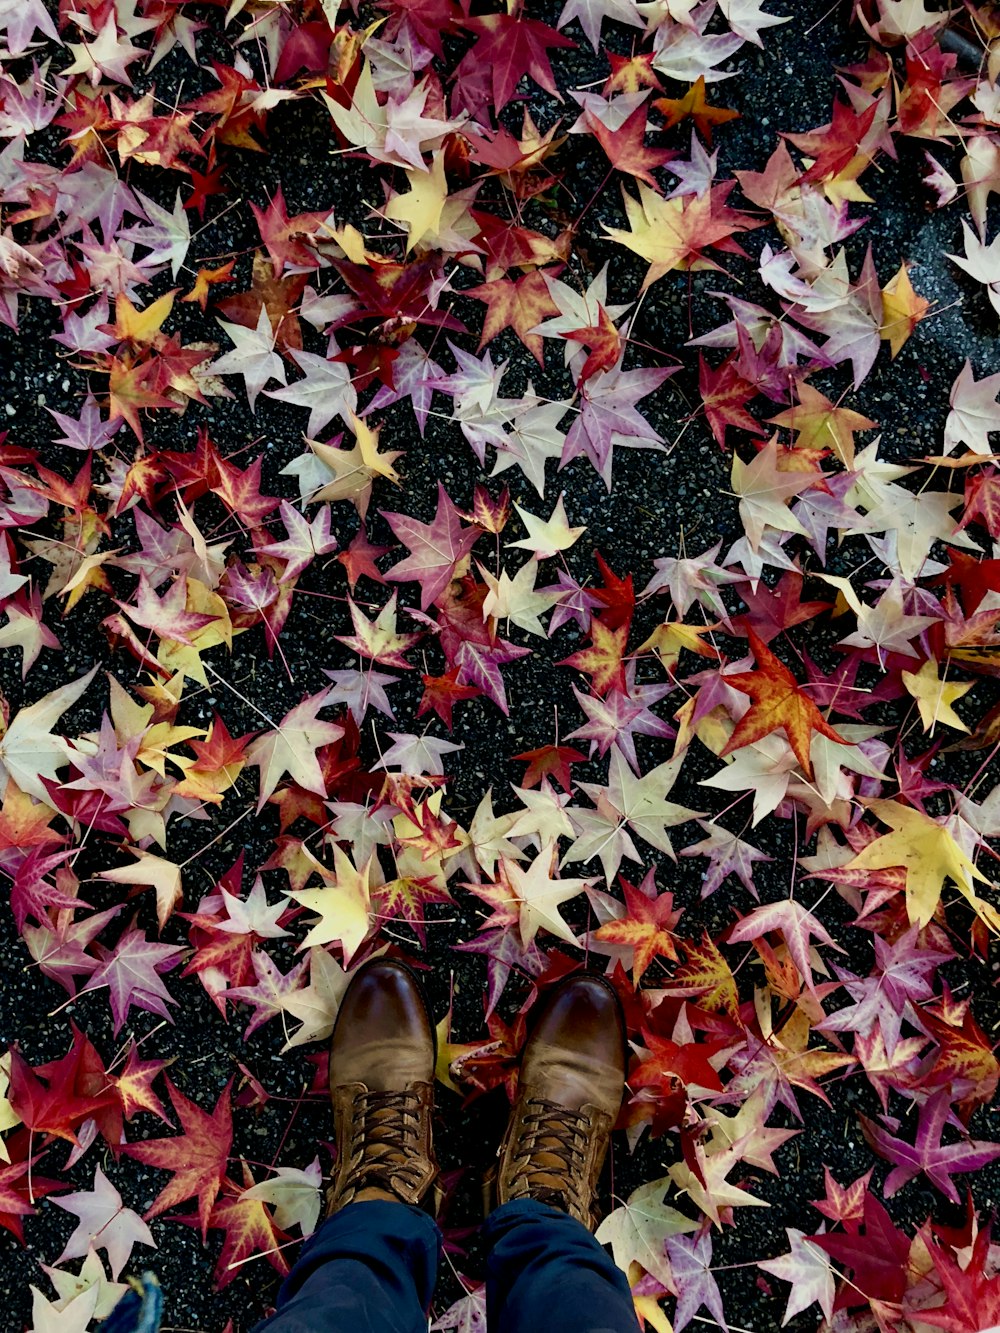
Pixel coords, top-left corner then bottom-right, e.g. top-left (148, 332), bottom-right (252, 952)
top-left (326, 961), bottom-right (627, 1230)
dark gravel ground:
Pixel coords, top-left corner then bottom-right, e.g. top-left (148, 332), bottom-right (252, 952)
top-left (2, 0), bottom-right (1000, 1328)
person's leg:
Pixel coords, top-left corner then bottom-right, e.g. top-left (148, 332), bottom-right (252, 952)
top-left (485, 974), bottom-right (637, 1333)
top-left (253, 1199), bottom-right (440, 1333)
top-left (484, 1198), bottom-right (639, 1333)
top-left (253, 958), bottom-right (441, 1331)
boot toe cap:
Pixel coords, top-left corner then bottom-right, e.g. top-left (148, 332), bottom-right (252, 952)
top-left (331, 959), bottom-right (435, 1090)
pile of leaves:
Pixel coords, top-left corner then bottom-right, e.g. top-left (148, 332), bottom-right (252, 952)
top-left (2, 0), bottom-right (1000, 1326)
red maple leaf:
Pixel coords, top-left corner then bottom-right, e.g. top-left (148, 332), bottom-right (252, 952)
top-left (731, 571), bottom-right (833, 644)
top-left (335, 529), bottom-right (391, 590)
top-left (417, 668), bottom-right (481, 730)
top-left (124, 1078), bottom-right (234, 1240)
top-left (471, 210), bottom-right (571, 273)
top-left (959, 466), bottom-right (1000, 539)
top-left (920, 1224), bottom-right (1000, 1333)
top-left (937, 550), bottom-right (1000, 615)
top-left (211, 453), bottom-right (280, 526)
top-left (333, 256), bottom-right (465, 331)
top-left (330, 341), bottom-right (401, 394)
top-left (274, 20), bottom-right (334, 81)
top-left (590, 552), bottom-right (635, 631)
top-left (697, 353), bottom-right (764, 448)
top-left (585, 101), bottom-right (675, 186)
top-left (721, 629), bottom-right (848, 778)
top-left (206, 1185), bottom-right (291, 1288)
top-left (783, 99), bottom-right (878, 185)
top-left (459, 1010), bottom-right (527, 1102)
top-left (186, 715), bottom-right (256, 776)
top-left (8, 1029), bottom-right (119, 1145)
top-left (383, 483), bottom-right (481, 610)
top-left (811, 1194), bottom-right (911, 1306)
top-left (0, 1132), bottom-right (63, 1241)
top-left (453, 10), bottom-right (575, 113)
top-left (563, 306), bottom-right (623, 385)
top-left (184, 144), bottom-right (228, 220)
top-left (157, 427), bottom-right (221, 503)
top-left (511, 744), bottom-right (587, 793)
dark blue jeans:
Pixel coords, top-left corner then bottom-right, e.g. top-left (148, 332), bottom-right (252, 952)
top-left (252, 1199), bottom-right (639, 1333)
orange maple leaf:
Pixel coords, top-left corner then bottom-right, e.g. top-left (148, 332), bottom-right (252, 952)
top-left (468, 269), bottom-right (560, 366)
top-left (593, 875), bottom-right (681, 984)
top-left (182, 259), bottom-right (237, 312)
top-left (558, 616), bottom-right (629, 695)
top-left (0, 782), bottom-right (63, 854)
top-left (653, 76), bottom-right (739, 144)
top-left (107, 355), bottom-right (181, 443)
top-left (671, 932), bottom-right (740, 1020)
top-left (721, 629), bottom-right (848, 778)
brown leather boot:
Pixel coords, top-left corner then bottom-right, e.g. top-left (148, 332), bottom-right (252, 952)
top-left (325, 958), bottom-right (439, 1214)
top-left (493, 973), bottom-right (626, 1230)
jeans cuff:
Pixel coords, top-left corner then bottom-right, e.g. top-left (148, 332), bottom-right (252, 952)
top-left (482, 1197), bottom-right (574, 1240)
top-left (303, 1199), bottom-right (443, 1255)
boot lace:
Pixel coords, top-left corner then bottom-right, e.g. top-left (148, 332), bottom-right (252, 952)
top-left (342, 1089), bottom-right (426, 1198)
top-left (508, 1097), bottom-right (590, 1211)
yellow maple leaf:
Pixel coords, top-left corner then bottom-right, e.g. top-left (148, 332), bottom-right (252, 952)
top-left (672, 933), bottom-right (739, 1020)
top-left (0, 1052), bottom-right (21, 1160)
top-left (628, 1266), bottom-right (673, 1333)
top-left (286, 844), bottom-right (373, 965)
top-left (845, 798), bottom-right (996, 929)
top-left (309, 412), bottom-right (403, 517)
top-left (596, 1178), bottom-right (697, 1283)
top-left (818, 157), bottom-right (873, 205)
top-left (115, 289), bottom-right (177, 345)
top-left (901, 657), bottom-right (973, 734)
top-left (503, 843), bottom-right (589, 947)
top-left (156, 579), bottom-right (234, 684)
top-left (638, 621), bottom-right (720, 675)
top-left (673, 695), bottom-right (731, 757)
top-left (767, 382), bottom-right (877, 467)
top-left (602, 184), bottom-right (731, 291)
top-left (508, 495), bottom-right (585, 559)
top-left (384, 150), bottom-right (448, 253)
top-left (880, 263), bottom-right (930, 357)
top-left (434, 1012), bottom-right (490, 1094)
top-left (99, 850), bottom-right (183, 929)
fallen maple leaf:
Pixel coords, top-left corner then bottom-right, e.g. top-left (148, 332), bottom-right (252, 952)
top-left (861, 1091), bottom-right (1000, 1204)
top-left (245, 690), bottom-right (345, 810)
top-left (721, 630), bottom-right (848, 778)
top-left (843, 798), bottom-right (995, 929)
top-left (124, 1078), bottom-right (233, 1241)
top-left (99, 852), bottom-right (184, 930)
top-left (53, 1165), bottom-right (156, 1280)
top-left (0, 667), bottom-right (97, 803)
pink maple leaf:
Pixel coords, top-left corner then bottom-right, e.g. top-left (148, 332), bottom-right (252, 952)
top-left (727, 898), bottom-right (843, 995)
top-left (861, 1092), bottom-right (1000, 1204)
top-left (88, 925), bottom-right (186, 1033)
top-left (383, 483), bottom-right (482, 610)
